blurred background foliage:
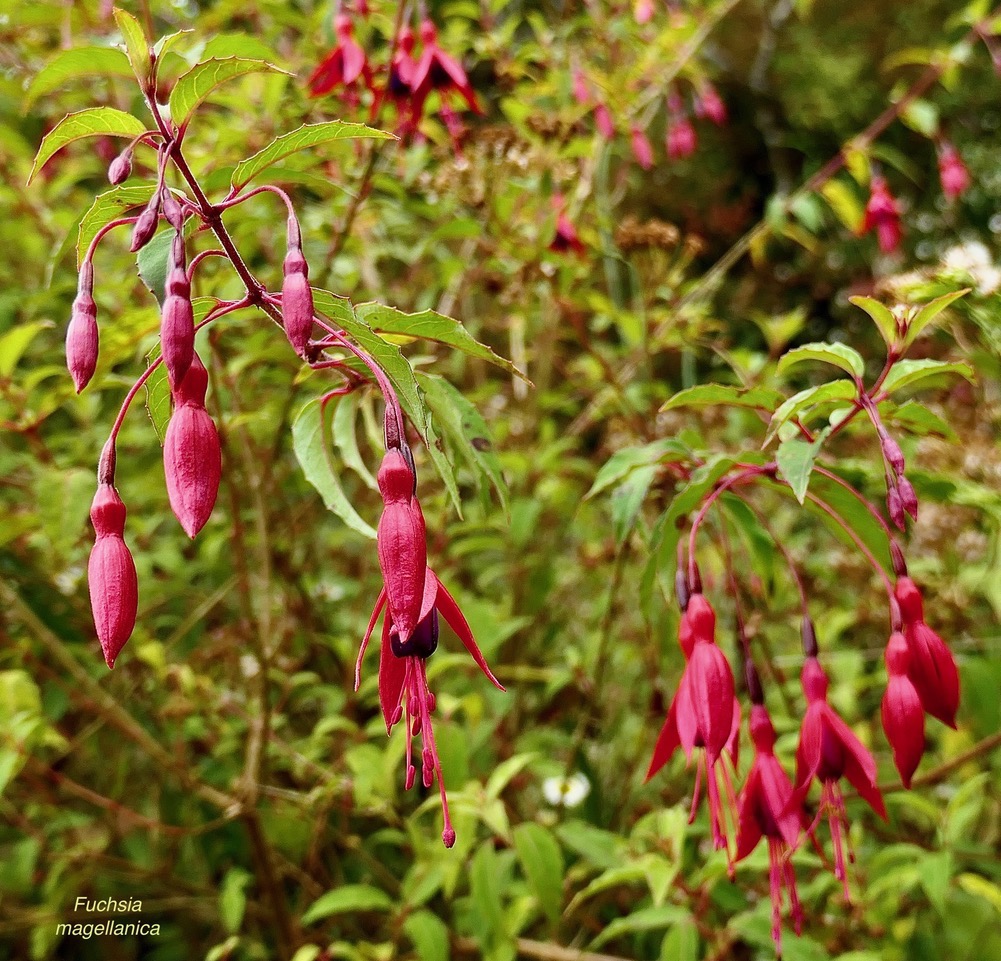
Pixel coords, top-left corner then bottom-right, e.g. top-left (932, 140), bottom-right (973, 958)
top-left (1, 0), bottom-right (1000, 959)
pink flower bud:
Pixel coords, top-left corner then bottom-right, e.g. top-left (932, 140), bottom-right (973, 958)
top-left (881, 434), bottom-right (905, 476)
top-left (630, 125), bottom-right (654, 170)
top-left (897, 476), bottom-right (918, 520)
top-left (938, 142), bottom-right (970, 202)
top-left (67, 264), bottom-right (98, 393)
top-left (887, 486), bottom-right (905, 530)
top-left (594, 102), bottom-right (615, 139)
top-left (282, 248), bottom-right (314, 358)
top-left (666, 116), bottom-right (697, 159)
top-left (88, 484), bottom-right (138, 668)
top-left (160, 243), bottom-right (194, 390)
top-left (571, 67), bottom-right (590, 105)
top-left (107, 148), bottom-right (133, 185)
top-left (882, 632), bottom-right (924, 787)
top-left (161, 188), bottom-right (184, 231)
top-left (163, 353), bottom-right (221, 538)
top-left (130, 194), bottom-right (160, 252)
top-left (695, 83), bottom-right (727, 126)
top-left (859, 174), bottom-right (902, 253)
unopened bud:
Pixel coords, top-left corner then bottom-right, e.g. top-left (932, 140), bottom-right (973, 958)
top-left (67, 265), bottom-right (99, 392)
top-left (881, 434), bottom-right (906, 476)
top-left (887, 486), bottom-right (906, 530)
top-left (281, 248), bottom-right (314, 358)
top-left (88, 484), bottom-right (138, 669)
top-left (160, 244), bottom-right (194, 389)
top-left (801, 615), bottom-right (818, 658)
top-left (130, 194), bottom-right (160, 252)
top-left (890, 541), bottom-right (907, 578)
top-left (442, 827), bottom-right (456, 848)
top-left (107, 148), bottom-right (133, 185)
top-left (674, 568), bottom-right (690, 611)
top-left (163, 353), bottom-right (221, 538)
top-left (161, 188), bottom-right (184, 231)
top-left (898, 476), bottom-right (918, 521)
top-left (745, 659), bottom-right (763, 705)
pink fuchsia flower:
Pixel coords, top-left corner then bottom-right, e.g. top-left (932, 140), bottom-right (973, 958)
top-left (666, 116), bottom-right (697, 160)
top-left (412, 18), bottom-right (483, 118)
top-left (859, 174), bottom-right (902, 253)
top-left (356, 568), bottom-right (504, 847)
top-left (647, 594), bottom-right (739, 856)
top-left (634, 0), bottom-right (656, 23)
top-left (593, 102), bottom-right (615, 140)
top-left (894, 577), bottom-right (960, 728)
top-left (548, 195), bottom-right (586, 256)
top-left (630, 125), bottom-right (654, 170)
top-left (67, 262), bottom-right (98, 393)
top-left (382, 26), bottom-right (422, 135)
top-left (307, 13), bottom-right (373, 100)
top-left (736, 704), bottom-right (805, 955)
top-left (938, 141), bottom-right (970, 202)
top-left (791, 657), bottom-right (887, 897)
top-left (571, 67), bottom-right (591, 106)
top-left (881, 631), bottom-right (925, 787)
top-left (694, 82), bottom-right (727, 126)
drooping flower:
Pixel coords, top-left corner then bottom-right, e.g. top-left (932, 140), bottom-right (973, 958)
top-left (571, 66), bottom-right (591, 106)
top-left (695, 82), bottom-right (727, 126)
top-left (859, 174), bottom-right (902, 253)
top-left (791, 657), bottom-right (887, 897)
top-left (307, 13), bottom-right (373, 101)
top-left (383, 25), bottom-right (422, 134)
top-left (894, 577), bottom-right (960, 728)
top-left (411, 18), bottom-right (482, 118)
top-left (736, 704), bottom-right (805, 955)
top-left (665, 94), bottom-right (697, 160)
top-left (881, 631), bottom-right (925, 787)
top-left (356, 568), bottom-right (504, 847)
top-left (647, 594), bottom-right (739, 856)
top-left (548, 195), bottom-right (586, 255)
top-left (938, 141), bottom-right (971, 202)
top-left (630, 125), bottom-right (654, 170)
top-left (593, 102), bottom-right (615, 140)
top-left (66, 262), bottom-right (99, 394)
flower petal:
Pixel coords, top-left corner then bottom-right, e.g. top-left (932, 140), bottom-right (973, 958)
top-left (434, 577), bottom-right (505, 691)
top-left (881, 674), bottom-right (925, 788)
top-left (646, 697), bottom-right (680, 781)
top-left (355, 588), bottom-right (386, 691)
top-left (378, 614), bottom-right (407, 734)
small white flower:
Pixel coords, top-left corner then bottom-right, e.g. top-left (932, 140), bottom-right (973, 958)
top-left (542, 772), bottom-right (591, 808)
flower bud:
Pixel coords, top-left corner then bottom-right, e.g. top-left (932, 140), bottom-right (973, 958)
top-left (594, 102), bottom-right (614, 139)
top-left (163, 353), bottom-right (221, 538)
top-left (160, 241), bottom-right (194, 389)
top-left (130, 194), bottom-right (160, 252)
top-left (887, 486), bottom-right (905, 530)
top-left (161, 188), bottom-right (184, 231)
top-left (630, 125), bottom-right (654, 170)
top-left (282, 248), bottom-right (314, 358)
top-left (107, 148), bottom-right (133, 185)
top-left (881, 434), bottom-right (906, 476)
top-left (666, 117), bottom-right (697, 160)
top-left (898, 476), bottom-right (918, 521)
top-left (67, 263), bottom-right (98, 393)
top-left (87, 484), bottom-right (138, 669)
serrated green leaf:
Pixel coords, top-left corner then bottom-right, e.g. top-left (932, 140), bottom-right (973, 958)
top-left (417, 373), bottom-right (509, 516)
top-left (291, 398), bottom-right (377, 539)
top-left (778, 341), bottom-right (865, 379)
top-left (77, 185), bottom-right (156, 267)
top-left (610, 463), bottom-right (657, 545)
top-left (28, 108), bottom-right (148, 185)
top-left (113, 8), bottom-right (152, 86)
top-left (765, 380), bottom-right (858, 446)
top-left (169, 58), bottom-right (290, 131)
top-left (513, 823), bottom-right (564, 922)
top-left (331, 392), bottom-right (378, 491)
top-left (153, 30), bottom-right (192, 59)
top-left (777, 435), bottom-right (825, 504)
top-left (24, 47), bottom-right (134, 110)
top-left (232, 121), bottom-right (394, 189)
top-left (300, 884), bottom-right (392, 925)
top-left (879, 359), bottom-right (975, 395)
top-left (849, 296), bottom-right (898, 348)
top-left (403, 911), bottom-right (450, 961)
top-left (588, 440), bottom-right (687, 500)
top-left (660, 383), bottom-right (783, 413)
top-left (357, 303), bottom-right (526, 381)
top-left (881, 400), bottom-right (957, 440)
top-left (903, 288), bottom-right (971, 348)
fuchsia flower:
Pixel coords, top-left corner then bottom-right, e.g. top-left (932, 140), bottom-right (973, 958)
top-left (634, 0), bottom-right (656, 23)
top-left (356, 447), bottom-right (504, 846)
top-left (938, 141), bottom-right (971, 202)
top-left (791, 657), bottom-right (886, 897)
top-left (881, 631), bottom-right (925, 787)
top-left (894, 577), bottom-right (960, 728)
top-left (647, 594), bottom-right (739, 855)
top-left (666, 94), bottom-right (697, 160)
top-left (411, 18), bottom-right (482, 118)
top-left (384, 26), bottom-right (422, 134)
top-left (571, 67), bottom-right (590, 106)
top-left (736, 704), bottom-right (805, 955)
top-left (66, 262), bottom-right (99, 394)
top-left (307, 13), bottom-right (373, 100)
top-left (859, 174), bottom-right (902, 253)
top-left (630, 125), bottom-right (654, 170)
top-left (593, 102), bottom-right (615, 140)
top-left (695, 82), bottom-right (727, 126)
top-left (548, 195), bottom-right (586, 256)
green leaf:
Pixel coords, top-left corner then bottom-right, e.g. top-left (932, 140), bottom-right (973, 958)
top-left (153, 30), bottom-right (193, 59)
top-left (470, 842), bottom-right (506, 954)
top-left (660, 384), bottom-right (783, 413)
top-left (417, 373), bottom-right (509, 515)
top-left (513, 822), bottom-right (564, 922)
top-left (300, 884), bottom-right (392, 925)
top-left (587, 439), bottom-right (688, 500)
top-left (113, 8), bottom-right (152, 86)
top-left (168, 58), bottom-right (290, 131)
top-left (311, 290), bottom-right (462, 515)
top-left (591, 905), bottom-right (687, 948)
top-left (802, 471), bottom-right (893, 572)
top-left (820, 179), bottom-right (864, 232)
top-left (900, 98), bottom-right (940, 137)
top-left (0, 322), bottom-right (53, 379)
top-left (903, 288), bottom-right (971, 348)
top-left (231, 121), bottom-right (395, 189)
top-left (357, 303), bottom-right (526, 381)
top-left (660, 916), bottom-right (699, 961)
top-left (777, 434), bottom-right (826, 504)
top-left (610, 464), bottom-right (658, 545)
top-left (291, 398), bottom-right (377, 540)
top-left (136, 228), bottom-right (175, 304)
top-left (77, 185), bottom-right (156, 267)
top-left (765, 380), bottom-right (858, 445)
top-left (879, 359), bottom-right (975, 395)
top-left (219, 868), bottom-right (251, 934)
top-left (881, 400), bottom-right (957, 440)
top-left (485, 753), bottom-right (536, 800)
top-left (24, 47), bottom-right (134, 109)
top-left (331, 392), bottom-right (378, 491)
top-left (849, 296), bottom-right (898, 348)
top-left (28, 107), bottom-right (148, 185)
top-left (403, 911), bottom-right (450, 961)
top-left (777, 341), bottom-right (865, 379)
